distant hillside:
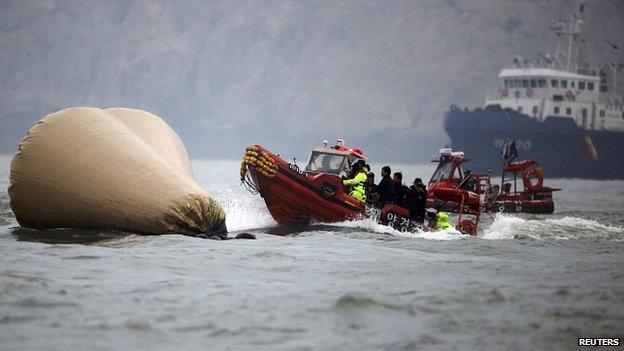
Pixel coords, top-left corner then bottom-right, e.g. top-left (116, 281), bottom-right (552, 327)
top-left (1, 0), bottom-right (622, 162)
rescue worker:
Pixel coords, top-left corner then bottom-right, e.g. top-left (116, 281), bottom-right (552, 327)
top-left (393, 172), bottom-right (409, 207)
top-left (405, 178), bottom-right (427, 223)
top-left (376, 166), bottom-right (395, 208)
top-left (342, 160), bottom-right (367, 203)
top-left (459, 170), bottom-right (476, 192)
top-left (425, 208), bottom-right (438, 229)
top-left (436, 211), bottom-right (454, 231)
top-left (365, 171), bottom-right (379, 205)
top-left (319, 155), bottom-right (333, 172)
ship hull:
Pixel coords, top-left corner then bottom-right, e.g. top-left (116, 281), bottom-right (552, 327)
top-left (445, 106), bottom-right (624, 179)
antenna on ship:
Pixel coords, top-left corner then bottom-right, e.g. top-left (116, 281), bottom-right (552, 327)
top-left (538, 52), bottom-right (553, 65)
top-left (550, 0), bottom-right (585, 73)
top-left (605, 39), bottom-right (622, 96)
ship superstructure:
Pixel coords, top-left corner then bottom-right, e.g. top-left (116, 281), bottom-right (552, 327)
top-left (484, 3), bottom-right (623, 132)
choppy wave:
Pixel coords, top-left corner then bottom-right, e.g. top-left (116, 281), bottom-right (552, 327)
top-left (332, 293), bottom-right (418, 316)
top-left (331, 217), bottom-right (469, 241)
top-left (483, 213), bottom-right (624, 241)
top-left (322, 214), bottom-right (624, 242)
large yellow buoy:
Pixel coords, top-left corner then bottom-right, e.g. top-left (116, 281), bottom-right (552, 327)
top-left (8, 107), bottom-right (226, 237)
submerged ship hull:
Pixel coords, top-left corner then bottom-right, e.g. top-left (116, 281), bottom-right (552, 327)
top-left (445, 106), bottom-right (624, 179)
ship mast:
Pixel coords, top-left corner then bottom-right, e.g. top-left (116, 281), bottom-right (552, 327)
top-left (550, 1), bottom-right (585, 73)
top-left (549, 1), bottom-right (622, 98)
top-left (604, 41), bottom-right (622, 96)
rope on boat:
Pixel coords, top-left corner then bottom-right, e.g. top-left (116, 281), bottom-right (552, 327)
top-left (242, 172), bottom-right (259, 195)
top-left (240, 146), bottom-right (279, 195)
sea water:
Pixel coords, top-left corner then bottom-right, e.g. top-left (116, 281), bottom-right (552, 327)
top-left (1, 156), bottom-right (623, 350)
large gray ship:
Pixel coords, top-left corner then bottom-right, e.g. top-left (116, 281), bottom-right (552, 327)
top-left (446, 3), bottom-right (624, 179)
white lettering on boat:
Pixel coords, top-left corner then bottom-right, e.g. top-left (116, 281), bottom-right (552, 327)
top-left (288, 163), bottom-right (309, 177)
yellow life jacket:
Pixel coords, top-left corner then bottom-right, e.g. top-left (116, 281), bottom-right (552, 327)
top-left (436, 212), bottom-right (453, 230)
top-left (342, 171), bottom-right (367, 203)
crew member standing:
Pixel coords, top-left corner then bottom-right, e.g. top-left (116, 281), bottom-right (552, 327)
top-left (405, 178), bottom-right (427, 223)
top-left (459, 170), bottom-right (477, 192)
top-left (376, 166), bottom-right (395, 208)
top-left (393, 172), bottom-right (409, 207)
top-left (364, 171), bottom-right (379, 206)
top-left (342, 160), bottom-right (367, 203)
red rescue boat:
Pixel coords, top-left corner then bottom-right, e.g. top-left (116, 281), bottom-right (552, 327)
top-left (426, 149), bottom-right (486, 235)
top-left (240, 139), bottom-right (367, 225)
top-left (485, 160), bottom-right (560, 214)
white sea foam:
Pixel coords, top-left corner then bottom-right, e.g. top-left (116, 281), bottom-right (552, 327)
top-left (483, 213), bottom-right (624, 241)
top-left (220, 196), bottom-right (277, 232)
top-left (331, 217), bottom-right (469, 241)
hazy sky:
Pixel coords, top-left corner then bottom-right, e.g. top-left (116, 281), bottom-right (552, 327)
top-left (1, 0), bottom-right (622, 161)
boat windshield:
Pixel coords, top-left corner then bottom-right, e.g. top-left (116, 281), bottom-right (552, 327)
top-left (306, 151), bottom-right (348, 175)
top-left (430, 159), bottom-right (462, 183)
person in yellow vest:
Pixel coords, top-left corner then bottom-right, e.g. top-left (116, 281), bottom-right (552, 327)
top-left (342, 160), bottom-right (367, 203)
top-left (436, 211), bottom-right (454, 231)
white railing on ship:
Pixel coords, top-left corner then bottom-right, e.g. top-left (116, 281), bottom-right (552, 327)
top-left (598, 94), bottom-right (624, 109)
top-left (485, 92), bottom-right (502, 102)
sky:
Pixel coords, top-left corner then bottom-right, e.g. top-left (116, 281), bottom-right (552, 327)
top-left (0, 0), bottom-right (623, 162)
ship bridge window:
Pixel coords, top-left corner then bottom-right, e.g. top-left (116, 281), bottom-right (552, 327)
top-left (530, 79), bottom-right (537, 88)
top-left (553, 95), bottom-right (563, 101)
top-left (513, 79), bottom-right (521, 88)
top-left (504, 79), bottom-right (511, 88)
top-left (551, 79), bottom-right (559, 88)
top-left (588, 82), bottom-right (595, 91)
top-left (538, 79), bottom-right (546, 87)
top-left (571, 81), bottom-right (575, 88)
top-left (579, 81), bottom-right (586, 90)
top-left (430, 161), bottom-right (461, 183)
top-left (306, 152), bottom-right (349, 175)
top-left (561, 80), bottom-right (568, 88)
top-left (522, 79), bottom-right (529, 88)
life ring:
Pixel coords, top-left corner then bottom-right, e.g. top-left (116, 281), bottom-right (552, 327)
top-left (523, 166), bottom-right (543, 191)
top-left (565, 90), bottom-right (575, 101)
top-left (526, 88), bottom-right (533, 97)
top-left (501, 89), bottom-right (509, 98)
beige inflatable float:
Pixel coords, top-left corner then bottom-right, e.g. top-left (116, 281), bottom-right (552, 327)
top-left (8, 107), bottom-right (227, 238)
